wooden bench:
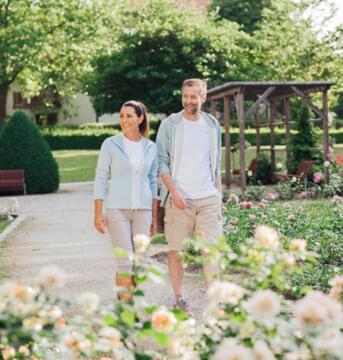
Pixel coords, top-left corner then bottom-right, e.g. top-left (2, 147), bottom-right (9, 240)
top-left (275, 160), bottom-right (317, 190)
top-left (0, 169), bottom-right (26, 194)
top-left (336, 155), bottom-right (343, 166)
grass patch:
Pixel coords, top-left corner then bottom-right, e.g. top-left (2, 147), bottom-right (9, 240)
top-left (0, 219), bottom-right (11, 234)
top-left (151, 233), bottom-right (167, 245)
top-left (0, 240), bottom-right (10, 282)
top-left (53, 150), bottom-right (99, 183)
top-left (53, 145), bottom-right (343, 183)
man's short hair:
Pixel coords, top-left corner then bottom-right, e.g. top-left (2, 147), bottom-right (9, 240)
top-left (182, 79), bottom-right (207, 97)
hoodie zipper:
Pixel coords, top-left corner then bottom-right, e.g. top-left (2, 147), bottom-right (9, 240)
top-left (113, 135), bottom-right (151, 211)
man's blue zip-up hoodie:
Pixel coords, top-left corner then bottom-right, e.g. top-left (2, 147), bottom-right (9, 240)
top-left (93, 134), bottom-right (158, 209)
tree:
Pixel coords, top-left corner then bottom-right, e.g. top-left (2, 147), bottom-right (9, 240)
top-left (0, 111), bottom-right (59, 194)
top-left (286, 104), bottom-right (321, 174)
top-left (0, 0), bottom-right (110, 125)
top-left (209, 0), bottom-right (272, 34)
top-left (83, 0), bottom-right (250, 115)
top-left (250, 0), bottom-right (343, 82)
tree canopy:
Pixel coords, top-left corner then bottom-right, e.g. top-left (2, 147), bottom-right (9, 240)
top-left (0, 0), bottom-right (110, 124)
top-left (209, 0), bottom-right (272, 34)
top-left (83, 0), bottom-right (250, 115)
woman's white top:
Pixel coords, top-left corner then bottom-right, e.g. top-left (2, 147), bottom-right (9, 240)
top-left (123, 135), bottom-right (144, 172)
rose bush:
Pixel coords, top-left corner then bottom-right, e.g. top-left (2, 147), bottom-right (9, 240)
top-left (0, 220), bottom-right (342, 359)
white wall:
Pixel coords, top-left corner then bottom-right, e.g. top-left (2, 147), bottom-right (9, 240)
top-left (6, 85), bottom-right (166, 125)
top-left (59, 93), bottom-right (97, 125)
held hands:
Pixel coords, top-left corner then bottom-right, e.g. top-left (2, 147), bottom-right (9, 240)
top-left (171, 190), bottom-right (187, 210)
top-left (94, 213), bottom-right (106, 234)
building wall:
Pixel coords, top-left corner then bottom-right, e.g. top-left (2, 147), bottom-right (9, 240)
top-left (59, 93), bottom-right (97, 125)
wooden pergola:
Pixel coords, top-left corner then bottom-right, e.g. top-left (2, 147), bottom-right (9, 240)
top-left (207, 81), bottom-right (335, 191)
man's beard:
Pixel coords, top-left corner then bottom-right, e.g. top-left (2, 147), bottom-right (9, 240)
top-left (184, 106), bottom-right (198, 115)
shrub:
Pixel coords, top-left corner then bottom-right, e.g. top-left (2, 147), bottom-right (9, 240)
top-left (0, 111), bottom-right (59, 194)
top-left (251, 153), bottom-right (273, 185)
top-left (239, 185), bottom-right (266, 201)
top-left (286, 105), bottom-right (322, 174)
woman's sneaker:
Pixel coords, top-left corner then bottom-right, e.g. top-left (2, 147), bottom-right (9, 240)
top-left (174, 297), bottom-right (190, 312)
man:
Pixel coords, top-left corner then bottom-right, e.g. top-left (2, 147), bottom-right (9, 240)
top-left (156, 78), bottom-right (222, 310)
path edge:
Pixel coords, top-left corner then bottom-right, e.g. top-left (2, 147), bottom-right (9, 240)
top-left (0, 215), bottom-right (27, 243)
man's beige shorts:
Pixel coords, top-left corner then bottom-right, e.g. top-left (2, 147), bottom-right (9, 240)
top-left (164, 192), bottom-right (223, 251)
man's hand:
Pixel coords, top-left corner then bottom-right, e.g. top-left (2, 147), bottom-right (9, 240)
top-left (171, 190), bottom-right (187, 209)
top-left (94, 213), bottom-right (106, 234)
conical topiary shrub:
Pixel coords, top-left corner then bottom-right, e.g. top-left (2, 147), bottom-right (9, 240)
top-left (286, 105), bottom-right (321, 174)
top-left (0, 111), bottom-right (59, 194)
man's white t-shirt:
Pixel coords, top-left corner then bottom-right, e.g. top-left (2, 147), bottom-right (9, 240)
top-left (123, 135), bottom-right (144, 172)
top-left (174, 115), bottom-right (217, 199)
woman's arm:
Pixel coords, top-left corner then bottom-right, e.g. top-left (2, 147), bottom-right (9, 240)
top-left (94, 140), bottom-right (111, 233)
top-left (94, 199), bottom-right (106, 233)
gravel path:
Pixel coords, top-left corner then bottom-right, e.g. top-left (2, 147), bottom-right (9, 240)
top-left (1, 182), bottom-right (207, 316)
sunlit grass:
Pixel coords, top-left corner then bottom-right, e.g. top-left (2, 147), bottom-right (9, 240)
top-left (53, 145), bottom-right (343, 183)
top-left (53, 150), bottom-right (99, 183)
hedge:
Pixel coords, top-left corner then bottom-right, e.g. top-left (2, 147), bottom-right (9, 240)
top-left (41, 125), bottom-right (343, 150)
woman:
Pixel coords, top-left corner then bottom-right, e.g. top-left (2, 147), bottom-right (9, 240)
top-left (94, 100), bottom-right (158, 301)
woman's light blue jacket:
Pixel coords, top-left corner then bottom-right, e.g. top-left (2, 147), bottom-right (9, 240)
top-left (93, 134), bottom-right (158, 209)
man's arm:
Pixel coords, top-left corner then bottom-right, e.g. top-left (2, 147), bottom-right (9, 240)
top-left (161, 173), bottom-right (187, 209)
top-left (156, 119), bottom-right (186, 209)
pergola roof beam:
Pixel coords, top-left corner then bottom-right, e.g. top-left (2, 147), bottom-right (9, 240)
top-left (245, 86), bottom-right (276, 120)
top-left (291, 86), bottom-right (325, 120)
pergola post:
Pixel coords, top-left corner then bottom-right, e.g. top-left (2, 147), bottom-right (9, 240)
top-left (269, 101), bottom-right (276, 172)
top-left (322, 89), bottom-right (330, 183)
top-left (283, 98), bottom-right (291, 166)
top-left (255, 105), bottom-right (261, 156)
top-left (210, 100), bottom-right (217, 118)
top-left (236, 90), bottom-right (246, 191)
top-left (223, 96), bottom-right (231, 187)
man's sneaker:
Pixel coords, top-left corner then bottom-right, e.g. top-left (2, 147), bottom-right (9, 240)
top-left (174, 297), bottom-right (190, 312)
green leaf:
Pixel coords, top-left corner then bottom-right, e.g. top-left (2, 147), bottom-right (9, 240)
top-left (154, 332), bottom-right (170, 347)
top-left (120, 309), bottom-right (136, 326)
top-left (114, 247), bottom-right (129, 257)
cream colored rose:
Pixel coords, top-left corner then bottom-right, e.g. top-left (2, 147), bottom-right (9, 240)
top-left (133, 234), bottom-right (151, 253)
top-left (213, 338), bottom-right (254, 360)
top-left (290, 238), bottom-right (307, 252)
top-left (294, 291), bottom-right (343, 328)
top-left (245, 290), bottom-right (281, 324)
top-left (207, 280), bottom-right (244, 305)
top-left (254, 225), bottom-right (280, 250)
top-left (152, 308), bottom-right (177, 331)
top-left (36, 265), bottom-right (65, 289)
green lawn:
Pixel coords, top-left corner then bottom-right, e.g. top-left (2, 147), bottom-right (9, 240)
top-left (53, 145), bottom-right (343, 183)
top-left (224, 144), bottom-right (343, 171)
top-left (0, 219), bottom-right (11, 234)
top-left (53, 150), bottom-right (99, 183)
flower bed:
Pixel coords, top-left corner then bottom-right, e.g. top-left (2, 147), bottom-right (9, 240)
top-left (1, 218), bottom-right (342, 359)
top-left (223, 197), bottom-right (343, 295)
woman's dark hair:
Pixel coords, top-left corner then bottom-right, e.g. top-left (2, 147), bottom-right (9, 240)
top-left (122, 100), bottom-right (149, 138)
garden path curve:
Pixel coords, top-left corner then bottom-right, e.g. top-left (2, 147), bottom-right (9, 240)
top-left (2, 182), bottom-right (206, 316)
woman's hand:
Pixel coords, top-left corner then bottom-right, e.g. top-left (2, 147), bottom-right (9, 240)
top-left (94, 212), bottom-right (106, 234)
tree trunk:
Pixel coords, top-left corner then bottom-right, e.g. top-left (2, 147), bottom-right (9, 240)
top-left (0, 84), bottom-right (9, 126)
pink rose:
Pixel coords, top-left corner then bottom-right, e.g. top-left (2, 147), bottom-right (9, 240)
top-left (239, 201), bottom-right (253, 209)
top-left (258, 202), bottom-right (266, 209)
top-left (297, 191), bottom-right (308, 200)
top-left (313, 172), bottom-right (322, 184)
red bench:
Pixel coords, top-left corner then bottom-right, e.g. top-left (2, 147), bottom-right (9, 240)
top-left (336, 155), bottom-right (343, 166)
top-left (0, 169), bottom-right (26, 194)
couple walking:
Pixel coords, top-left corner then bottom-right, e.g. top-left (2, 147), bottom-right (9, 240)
top-left (93, 79), bottom-right (222, 310)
